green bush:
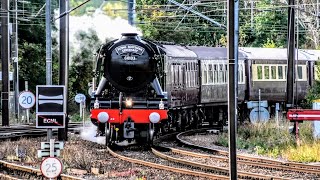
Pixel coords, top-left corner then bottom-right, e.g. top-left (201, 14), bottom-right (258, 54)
top-left (215, 120), bottom-right (318, 161)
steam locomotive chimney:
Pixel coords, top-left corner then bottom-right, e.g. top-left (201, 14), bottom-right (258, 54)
top-left (121, 33), bottom-right (140, 40)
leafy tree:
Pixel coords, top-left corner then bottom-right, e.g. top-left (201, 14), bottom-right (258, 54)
top-left (70, 0), bottom-right (104, 15)
top-left (17, 0), bottom-right (59, 93)
top-left (68, 30), bottom-right (101, 113)
top-left (305, 60), bottom-right (320, 107)
top-left (102, 2), bottom-right (127, 19)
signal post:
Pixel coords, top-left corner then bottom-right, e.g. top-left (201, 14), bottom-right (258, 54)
top-left (36, 85), bottom-right (65, 179)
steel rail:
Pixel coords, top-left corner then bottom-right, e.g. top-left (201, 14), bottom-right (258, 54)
top-left (0, 173), bottom-right (21, 180)
top-left (0, 160), bottom-right (83, 180)
top-left (107, 147), bottom-right (229, 180)
top-left (151, 148), bottom-right (287, 180)
top-left (176, 130), bottom-right (320, 172)
top-left (169, 147), bottom-right (320, 174)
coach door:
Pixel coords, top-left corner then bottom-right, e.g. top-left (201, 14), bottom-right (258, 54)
top-left (170, 61), bottom-right (185, 107)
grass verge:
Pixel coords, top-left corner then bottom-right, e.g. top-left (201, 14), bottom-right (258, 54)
top-left (216, 120), bottom-right (320, 162)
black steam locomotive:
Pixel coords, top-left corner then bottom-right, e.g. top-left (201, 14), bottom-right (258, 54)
top-left (91, 33), bottom-right (168, 145)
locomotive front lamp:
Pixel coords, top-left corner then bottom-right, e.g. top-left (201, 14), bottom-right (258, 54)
top-left (125, 98), bottom-right (133, 108)
top-left (149, 112), bottom-right (160, 123)
top-left (97, 112), bottom-right (109, 123)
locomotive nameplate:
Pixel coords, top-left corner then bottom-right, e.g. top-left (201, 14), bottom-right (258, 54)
top-left (115, 44), bottom-right (145, 61)
top-left (115, 44), bottom-right (145, 55)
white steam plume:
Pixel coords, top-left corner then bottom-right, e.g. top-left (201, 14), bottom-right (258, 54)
top-left (55, 9), bottom-right (142, 61)
top-left (80, 122), bottom-right (106, 145)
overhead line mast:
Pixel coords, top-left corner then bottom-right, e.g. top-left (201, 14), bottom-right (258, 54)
top-left (228, 0), bottom-right (238, 179)
top-left (58, 0), bottom-right (69, 141)
top-left (286, 0), bottom-right (295, 110)
top-left (1, 0), bottom-right (10, 126)
top-left (46, 0), bottom-right (53, 140)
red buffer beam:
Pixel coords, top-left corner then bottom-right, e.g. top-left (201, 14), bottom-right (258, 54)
top-left (287, 109), bottom-right (320, 121)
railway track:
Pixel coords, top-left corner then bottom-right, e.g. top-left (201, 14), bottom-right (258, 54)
top-left (0, 122), bottom-right (82, 140)
top-left (176, 129), bottom-right (320, 175)
top-left (107, 147), bottom-right (230, 180)
top-left (0, 123), bottom-right (84, 179)
top-left (0, 160), bottom-right (83, 180)
top-left (151, 147), bottom-right (288, 179)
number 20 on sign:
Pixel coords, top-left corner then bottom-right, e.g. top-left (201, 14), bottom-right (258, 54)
top-left (18, 91), bottom-right (35, 109)
top-left (40, 157), bottom-right (63, 179)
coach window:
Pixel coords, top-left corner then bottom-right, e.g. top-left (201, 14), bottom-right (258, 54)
top-left (213, 64), bottom-right (218, 84)
top-left (174, 64), bottom-right (178, 86)
top-left (225, 64), bottom-right (228, 83)
top-left (187, 63), bottom-right (190, 87)
top-left (192, 62), bottom-right (195, 86)
top-left (202, 64), bottom-right (207, 84)
top-left (193, 62), bottom-right (196, 86)
top-left (176, 65), bottom-right (180, 86)
top-left (172, 64), bottom-right (175, 86)
top-left (264, 66), bottom-right (270, 79)
top-left (172, 64), bottom-right (177, 86)
top-left (195, 63), bottom-right (198, 86)
top-left (285, 66), bottom-right (287, 79)
top-left (238, 64), bottom-right (243, 83)
top-left (297, 66), bottom-right (303, 80)
top-left (170, 64), bottom-right (173, 85)
top-left (219, 64), bottom-right (223, 83)
top-left (179, 65), bottom-right (183, 86)
top-left (271, 66), bottom-right (276, 79)
top-left (257, 65), bottom-right (263, 79)
top-left (209, 64), bottom-right (213, 84)
top-left (278, 66), bottom-right (283, 79)
top-left (190, 62), bottom-right (194, 87)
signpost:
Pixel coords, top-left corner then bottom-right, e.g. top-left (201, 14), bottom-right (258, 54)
top-left (75, 94), bottom-right (86, 128)
top-left (36, 85), bottom-right (66, 139)
top-left (287, 109), bottom-right (320, 145)
top-left (18, 91), bottom-right (35, 109)
top-left (36, 85), bottom-right (65, 179)
top-left (287, 109), bottom-right (320, 121)
top-left (40, 157), bottom-right (63, 179)
top-left (75, 93), bottom-right (86, 103)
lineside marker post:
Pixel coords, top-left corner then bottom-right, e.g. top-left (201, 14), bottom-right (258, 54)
top-left (295, 121), bottom-right (300, 146)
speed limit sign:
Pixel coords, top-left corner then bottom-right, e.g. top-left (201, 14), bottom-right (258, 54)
top-left (40, 157), bottom-right (63, 179)
top-left (18, 91), bottom-right (35, 109)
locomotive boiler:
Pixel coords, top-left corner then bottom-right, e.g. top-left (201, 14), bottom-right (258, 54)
top-left (90, 33), bottom-right (168, 146)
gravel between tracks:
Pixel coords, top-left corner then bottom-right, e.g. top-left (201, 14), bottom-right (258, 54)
top-left (0, 135), bottom-right (207, 179)
top-left (176, 132), bottom-right (320, 179)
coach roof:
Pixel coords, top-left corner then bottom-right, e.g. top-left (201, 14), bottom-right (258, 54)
top-left (162, 45), bottom-right (197, 58)
top-left (240, 47), bottom-right (316, 61)
top-left (187, 46), bottom-right (246, 60)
